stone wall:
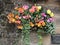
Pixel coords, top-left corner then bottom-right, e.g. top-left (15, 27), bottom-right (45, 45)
top-left (0, 0), bottom-right (60, 45)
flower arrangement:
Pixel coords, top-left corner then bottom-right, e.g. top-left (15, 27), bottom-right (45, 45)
top-left (7, 4), bottom-right (55, 45)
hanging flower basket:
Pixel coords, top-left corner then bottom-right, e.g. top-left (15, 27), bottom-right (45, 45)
top-left (7, 4), bottom-right (55, 45)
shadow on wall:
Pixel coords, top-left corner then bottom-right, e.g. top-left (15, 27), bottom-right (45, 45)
top-left (26, 0), bottom-right (49, 3)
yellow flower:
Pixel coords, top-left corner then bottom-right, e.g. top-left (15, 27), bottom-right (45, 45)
top-left (47, 9), bottom-right (51, 14)
top-left (50, 12), bottom-right (54, 17)
top-left (17, 25), bottom-right (23, 29)
top-left (37, 6), bottom-right (42, 10)
top-left (12, 18), bottom-right (15, 22)
top-left (30, 22), bottom-right (34, 27)
top-left (37, 23), bottom-right (41, 27)
top-left (37, 6), bottom-right (42, 11)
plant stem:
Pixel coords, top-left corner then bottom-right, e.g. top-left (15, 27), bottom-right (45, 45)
top-left (22, 29), bottom-right (30, 45)
top-left (37, 30), bottom-right (43, 45)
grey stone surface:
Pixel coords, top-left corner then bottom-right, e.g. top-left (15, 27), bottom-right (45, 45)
top-left (0, 0), bottom-right (60, 45)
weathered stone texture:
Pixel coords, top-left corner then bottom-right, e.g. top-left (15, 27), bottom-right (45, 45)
top-left (0, 0), bottom-right (60, 45)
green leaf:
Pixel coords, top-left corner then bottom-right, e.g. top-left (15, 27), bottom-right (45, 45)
top-left (23, 24), bottom-right (31, 29)
top-left (21, 18), bottom-right (27, 24)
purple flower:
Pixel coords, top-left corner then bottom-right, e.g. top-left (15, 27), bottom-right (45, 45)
top-left (47, 18), bottom-right (54, 22)
top-left (23, 5), bottom-right (29, 10)
top-left (41, 13), bottom-right (47, 17)
top-left (47, 19), bottom-right (50, 22)
top-left (49, 18), bottom-right (54, 21)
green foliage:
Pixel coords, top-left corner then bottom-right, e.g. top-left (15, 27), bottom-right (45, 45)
top-left (22, 29), bottom-right (30, 45)
top-left (23, 24), bottom-right (31, 29)
top-left (37, 30), bottom-right (43, 45)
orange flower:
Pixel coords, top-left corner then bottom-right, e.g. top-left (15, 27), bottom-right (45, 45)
top-left (15, 15), bottom-right (19, 19)
top-left (36, 20), bottom-right (46, 27)
top-left (9, 18), bottom-right (16, 23)
top-left (36, 23), bottom-right (41, 27)
top-left (17, 25), bottom-right (23, 29)
top-left (39, 20), bottom-right (45, 26)
top-left (18, 8), bottom-right (24, 13)
top-left (7, 13), bottom-right (14, 18)
top-left (41, 22), bottom-right (45, 26)
top-left (29, 22), bottom-right (34, 27)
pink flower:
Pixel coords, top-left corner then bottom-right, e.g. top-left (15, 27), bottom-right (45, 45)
top-left (23, 16), bottom-right (27, 19)
top-left (29, 8), bottom-right (35, 13)
top-left (27, 15), bottom-right (31, 18)
top-left (47, 19), bottom-right (50, 22)
top-left (23, 5), bottom-right (29, 10)
top-left (23, 15), bottom-right (31, 19)
top-left (29, 6), bottom-right (36, 13)
top-left (41, 13), bottom-right (46, 17)
top-left (32, 6), bottom-right (36, 9)
top-left (15, 20), bottom-right (21, 24)
top-left (39, 20), bottom-right (44, 23)
top-left (47, 18), bottom-right (54, 22)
